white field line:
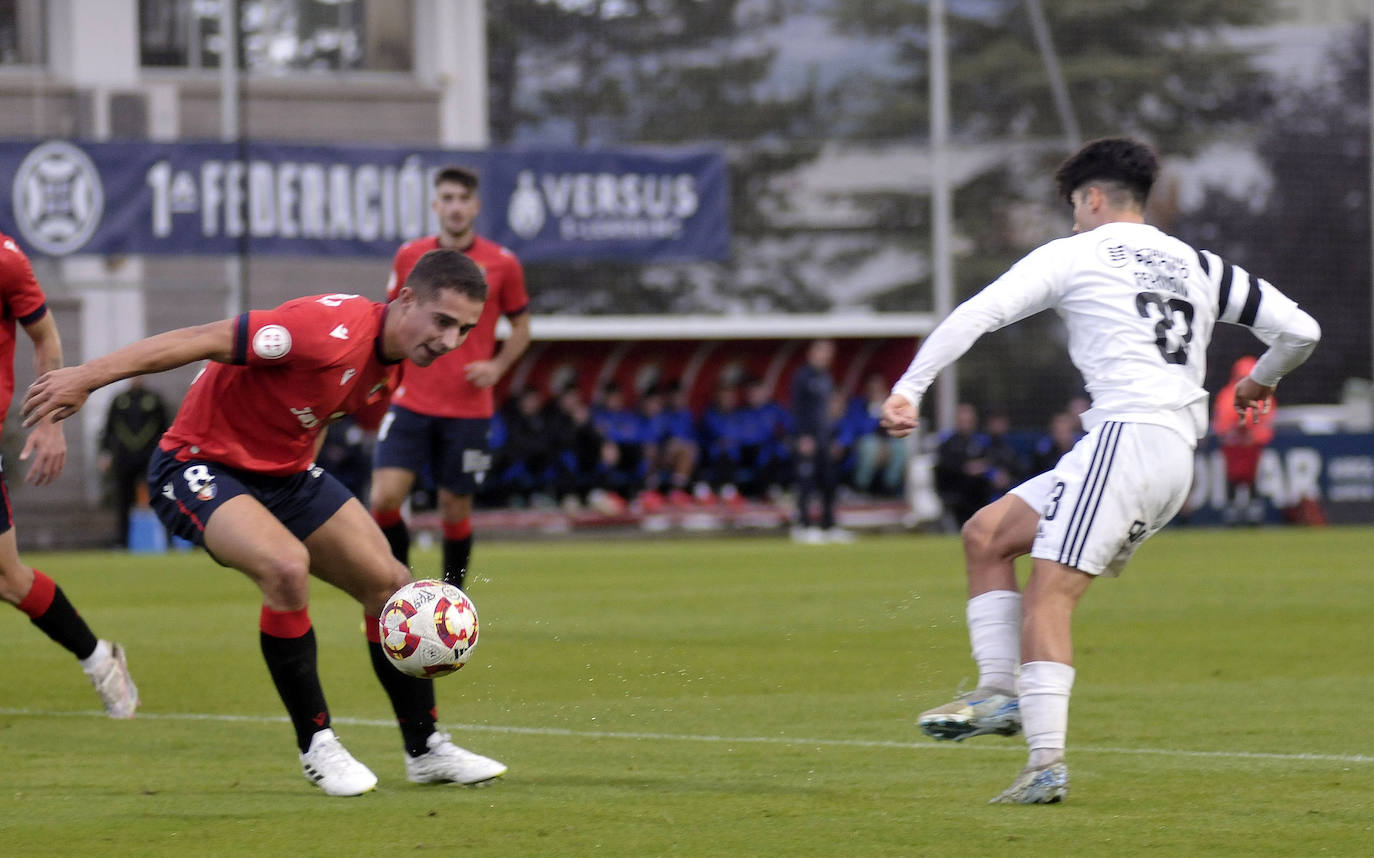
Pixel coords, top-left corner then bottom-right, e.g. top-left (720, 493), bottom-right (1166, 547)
top-left (2, 706), bottom-right (1370, 766)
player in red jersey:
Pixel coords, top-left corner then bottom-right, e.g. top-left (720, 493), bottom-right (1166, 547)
top-left (371, 165), bottom-right (531, 589)
top-left (0, 232), bottom-right (138, 718)
top-left (24, 250), bottom-right (506, 796)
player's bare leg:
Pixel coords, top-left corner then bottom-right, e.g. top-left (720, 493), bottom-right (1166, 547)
top-left (370, 465), bottom-right (417, 570)
top-left (204, 495), bottom-right (374, 795)
top-left (963, 492), bottom-right (1038, 597)
top-left (0, 528), bottom-right (137, 717)
top-left (306, 496), bottom-right (505, 784)
top-left (0, 530), bottom-right (35, 605)
top-left (918, 493), bottom-right (1037, 741)
top-left (205, 495), bottom-right (313, 609)
top-left (991, 558), bottom-right (1093, 804)
top-left (304, 496), bottom-right (410, 614)
top-left (437, 488), bottom-right (474, 589)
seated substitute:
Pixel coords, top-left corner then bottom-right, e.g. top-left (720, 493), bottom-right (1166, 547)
top-left (23, 250), bottom-right (507, 797)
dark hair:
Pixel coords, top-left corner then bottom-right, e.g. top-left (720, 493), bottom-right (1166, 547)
top-left (1053, 137), bottom-right (1157, 207)
top-left (404, 249), bottom-right (488, 303)
top-left (434, 165), bottom-right (479, 191)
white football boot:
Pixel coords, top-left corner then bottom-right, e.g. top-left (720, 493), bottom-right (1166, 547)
top-left (405, 731), bottom-right (507, 785)
top-left (989, 761), bottom-right (1070, 804)
top-left (84, 641), bottom-right (139, 719)
top-left (299, 729), bottom-right (378, 796)
top-left (917, 688), bottom-right (1021, 741)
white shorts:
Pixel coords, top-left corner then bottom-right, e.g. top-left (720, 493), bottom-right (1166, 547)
top-left (1009, 421), bottom-right (1193, 577)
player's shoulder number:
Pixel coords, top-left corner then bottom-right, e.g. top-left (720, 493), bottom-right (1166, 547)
top-left (316, 293), bottom-right (362, 308)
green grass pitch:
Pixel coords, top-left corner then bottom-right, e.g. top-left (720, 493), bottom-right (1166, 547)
top-left (2, 527), bottom-right (1372, 856)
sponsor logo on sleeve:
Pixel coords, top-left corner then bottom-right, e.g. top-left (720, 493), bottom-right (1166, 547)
top-left (253, 324), bottom-right (292, 359)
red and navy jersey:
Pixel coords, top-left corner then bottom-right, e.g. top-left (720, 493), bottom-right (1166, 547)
top-left (159, 293), bottom-right (398, 476)
top-left (0, 233), bottom-right (49, 423)
top-left (385, 234), bottom-right (528, 418)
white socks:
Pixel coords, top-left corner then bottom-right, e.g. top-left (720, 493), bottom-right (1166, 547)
top-left (967, 593), bottom-right (1077, 769)
top-left (1020, 660), bottom-right (1076, 766)
top-left (966, 590), bottom-right (1021, 693)
top-left (80, 639), bottom-right (112, 672)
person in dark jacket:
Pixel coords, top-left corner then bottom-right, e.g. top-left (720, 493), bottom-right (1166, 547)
top-left (790, 339), bottom-right (852, 543)
top-left (934, 402), bottom-right (993, 528)
top-left (98, 378), bottom-right (169, 547)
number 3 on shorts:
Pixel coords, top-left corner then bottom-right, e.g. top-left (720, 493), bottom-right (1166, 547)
top-left (1044, 480), bottom-right (1066, 520)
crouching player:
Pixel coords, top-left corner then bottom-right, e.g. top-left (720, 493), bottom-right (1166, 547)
top-left (23, 250), bottom-right (506, 796)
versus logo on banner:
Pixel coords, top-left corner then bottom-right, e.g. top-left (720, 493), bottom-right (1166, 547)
top-left (485, 149), bottom-right (728, 262)
top-left (0, 140), bottom-right (729, 263)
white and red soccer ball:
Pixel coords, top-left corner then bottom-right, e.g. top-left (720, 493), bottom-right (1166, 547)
top-left (379, 580), bottom-right (479, 678)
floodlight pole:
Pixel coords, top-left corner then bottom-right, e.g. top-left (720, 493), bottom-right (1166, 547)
top-left (221, 0), bottom-right (247, 316)
top-left (1025, 0), bottom-right (1080, 150)
top-left (1369, 0), bottom-right (1374, 383)
top-left (930, 0), bottom-right (956, 433)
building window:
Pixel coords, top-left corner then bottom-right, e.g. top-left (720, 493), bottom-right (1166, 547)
top-left (0, 0), bottom-right (44, 66)
top-left (140, 0), bottom-right (412, 72)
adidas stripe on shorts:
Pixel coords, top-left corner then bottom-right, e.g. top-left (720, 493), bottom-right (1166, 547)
top-left (1011, 421), bottom-right (1193, 577)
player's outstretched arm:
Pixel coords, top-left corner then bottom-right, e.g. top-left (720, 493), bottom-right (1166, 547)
top-left (22, 319), bottom-right (237, 426)
top-left (18, 312), bottom-right (67, 485)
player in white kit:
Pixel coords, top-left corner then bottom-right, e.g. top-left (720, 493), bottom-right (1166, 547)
top-left (881, 138), bottom-right (1321, 803)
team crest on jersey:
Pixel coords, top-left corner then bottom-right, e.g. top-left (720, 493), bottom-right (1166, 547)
top-left (253, 325), bottom-right (292, 359)
top-left (1097, 240), bottom-right (1131, 268)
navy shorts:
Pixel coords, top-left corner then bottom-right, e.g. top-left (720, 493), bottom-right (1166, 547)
top-left (372, 405), bottom-right (491, 495)
top-left (148, 446), bottom-right (355, 547)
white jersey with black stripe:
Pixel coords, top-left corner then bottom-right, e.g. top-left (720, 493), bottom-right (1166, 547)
top-left (891, 221), bottom-right (1306, 447)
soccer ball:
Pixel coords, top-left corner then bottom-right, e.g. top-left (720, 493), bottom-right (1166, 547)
top-left (379, 580), bottom-right (479, 678)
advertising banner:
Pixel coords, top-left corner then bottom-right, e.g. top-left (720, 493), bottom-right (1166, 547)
top-left (1187, 432), bottom-right (1374, 525)
top-left (0, 140), bottom-right (729, 263)
top-left (482, 147), bottom-right (730, 262)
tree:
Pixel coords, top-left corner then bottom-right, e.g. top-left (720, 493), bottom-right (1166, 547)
top-left (485, 0), bottom-right (1294, 427)
top-left (1179, 24), bottom-right (1372, 406)
top-left (828, 0), bottom-right (1276, 148)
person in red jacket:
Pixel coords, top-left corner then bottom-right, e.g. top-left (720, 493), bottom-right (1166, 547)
top-left (1211, 355), bottom-right (1277, 524)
